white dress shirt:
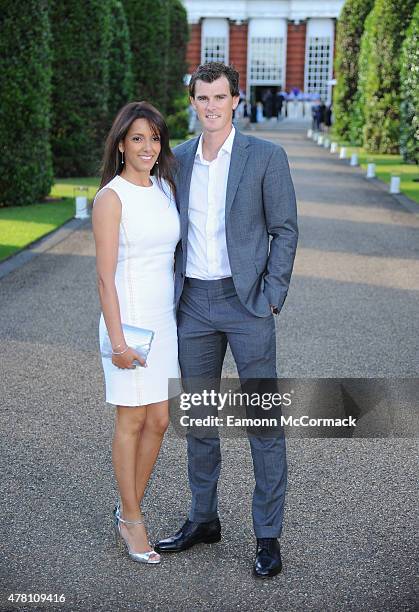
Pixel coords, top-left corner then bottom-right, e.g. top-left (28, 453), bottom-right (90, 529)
top-left (186, 126), bottom-right (235, 280)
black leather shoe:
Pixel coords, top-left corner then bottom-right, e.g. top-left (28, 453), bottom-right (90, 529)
top-left (154, 518), bottom-right (221, 553)
top-left (253, 538), bottom-right (282, 578)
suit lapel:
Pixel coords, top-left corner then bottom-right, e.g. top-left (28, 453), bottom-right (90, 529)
top-left (177, 137), bottom-right (199, 244)
top-left (225, 131), bottom-right (249, 218)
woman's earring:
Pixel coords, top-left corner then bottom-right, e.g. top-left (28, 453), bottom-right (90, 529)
top-left (121, 151), bottom-right (124, 165)
top-left (155, 158), bottom-right (159, 165)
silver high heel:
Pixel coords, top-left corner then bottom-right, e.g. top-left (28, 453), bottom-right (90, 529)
top-left (114, 510), bottom-right (160, 565)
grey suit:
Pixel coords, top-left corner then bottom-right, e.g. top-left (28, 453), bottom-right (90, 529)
top-left (173, 129), bottom-right (298, 538)
top-left (174, 130), bottom-right (298, 316)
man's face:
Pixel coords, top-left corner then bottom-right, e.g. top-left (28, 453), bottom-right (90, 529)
top-left (191, 76), bottom-right (240, 134)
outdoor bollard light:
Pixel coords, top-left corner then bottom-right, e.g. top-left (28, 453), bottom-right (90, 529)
top-left (350, 153), bottom-right (359, 166)
top-left (74, 186), bottom-right (89, 219)
top-left (318, 135), bottom-right (324, 145)
top-left (390, 175), bottom-right (401, 194)
top-left (339, 146), bottom-right (347, 159)
top-left (330, 142), bottom-right (338, 153)
top-left (366, 162), bottom-right (376, 178)
top-left (307, 129), bottom-right (313, 138)
top-left (323, 138), bottom-right (330, 148)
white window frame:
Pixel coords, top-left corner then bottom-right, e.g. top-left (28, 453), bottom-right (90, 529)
top-left (201, 18), bottom-right (229, 65)
top-left (304, 18), bottom-right (335, 104)
top-left (246, 19), bottom-right (287, 100)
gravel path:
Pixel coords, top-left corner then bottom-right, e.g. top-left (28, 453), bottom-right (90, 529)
top-left (1, 127), bottom-right (417, 611)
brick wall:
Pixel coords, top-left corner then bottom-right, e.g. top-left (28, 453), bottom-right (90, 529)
top-left (229, 23), bottom-right (248, 92)
top-left (186, 23), bottom-right (201, 73)
top-left (285, 21), bottom-right (306, 91)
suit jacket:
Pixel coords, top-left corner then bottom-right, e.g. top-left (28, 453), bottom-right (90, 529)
top-left (173, 129), bottom-right (298, 318)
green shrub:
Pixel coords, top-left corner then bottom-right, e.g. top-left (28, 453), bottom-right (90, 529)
top-left (0, 0), bottom-right (53, 207)
top-left (400, 5), bottom-right (419, 163)
top-left (166, 91), bottom-right (189, 139)
top-left (123, 0), bottom-right (170, 114)
top-left (166, 0), bottom-right (189, 116)
top-left (349, 10), bottom-right (375, 146)
top-left (363, 0), bottom-right (417, 153)
top-left (167, 114), bottom-right (188, 142)
top-left (333, 0), bottom-right (374, 142)
top-left (50, 0), bottom-right (111, 177)
top-left (108, 0), bottom-right (135, 126)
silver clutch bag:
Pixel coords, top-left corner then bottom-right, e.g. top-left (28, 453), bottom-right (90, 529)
top-left (101, 323), bottom-right (155, 365)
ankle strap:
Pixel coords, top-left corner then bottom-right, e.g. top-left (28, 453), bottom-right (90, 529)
top-left (118, 516), bottom-right (144, 525)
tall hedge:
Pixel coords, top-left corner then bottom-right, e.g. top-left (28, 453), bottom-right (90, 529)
top-left (363, 0), bottom-right (417, 153)
top-left (166, 0), bottom-right (189, 115)
top-left (0, 0), bottom-right (53, 207)
top-left (400, 5), bottom-right (419, 164)
top-left (50, 0), bottom-right (111, 177)
top-left (349, 10), bottom-right (375, 146)
top-left (108, 0), bottom-right (134, 126)
top-left (333, 0), bottom-right (374, 141)
top-left (123, 0), bottom-right (170, 114)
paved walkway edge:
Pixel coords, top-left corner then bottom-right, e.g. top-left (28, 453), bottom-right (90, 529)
top-left (0, 217), bottom-right (90, 280)
top-left (305, 137), bottom-right (419, 217)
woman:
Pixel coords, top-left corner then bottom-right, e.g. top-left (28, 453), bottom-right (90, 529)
top-left (92, 102), bottom-right (180, 565)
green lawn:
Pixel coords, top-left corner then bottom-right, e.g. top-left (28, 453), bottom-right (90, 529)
top-left (345, 149), bottom-right (419, 203)
top-left (327, 132), bottom-right (419, 203)
top-left (0, 177), bottom-right (100, 262)
top-left (0, 199), bottom-right (75, 261)
top-left (50, 176), bottom-right (100, 199)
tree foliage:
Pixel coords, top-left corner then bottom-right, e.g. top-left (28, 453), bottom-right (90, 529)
top-left (0, 0), bottom-right (53, 206)
top-left (400, 4), bottom-right (419, 163)
top-left (123, 0), bottom-right (170, 114)
top-left (333, 0), bottom-right (374, 141)
top-left (50, 0), bottom-right (111, 177)
top-left (108, 0), bottom-right (135, 127)
top-left (166, 0), bottom-right (189, 115)
top-left (363, 0), bottom-right (417, 153)
top-left (349, 10), bottom-right (375, 146)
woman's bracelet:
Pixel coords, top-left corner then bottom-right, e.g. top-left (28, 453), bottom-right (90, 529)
top-left (112, 345), bottom-right (129, 356)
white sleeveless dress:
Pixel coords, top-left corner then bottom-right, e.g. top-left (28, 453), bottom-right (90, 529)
top-left (96, 174), bottom-right (181, 406)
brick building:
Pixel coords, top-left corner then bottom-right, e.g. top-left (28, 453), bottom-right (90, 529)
top-left (182, 0), bottom-right (345, 105)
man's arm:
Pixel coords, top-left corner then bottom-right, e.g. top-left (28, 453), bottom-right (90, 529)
top-left (262, 145), bottom-right (298, 312)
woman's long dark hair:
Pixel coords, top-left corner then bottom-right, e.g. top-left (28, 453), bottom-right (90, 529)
top-left (99, 101), bottom-right (177, 199)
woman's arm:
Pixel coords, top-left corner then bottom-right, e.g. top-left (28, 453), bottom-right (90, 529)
top-left (92, 189), bottom-right (144, 369)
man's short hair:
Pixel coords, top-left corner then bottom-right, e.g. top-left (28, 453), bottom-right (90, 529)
top-left (189, 62), bottom-right (240, 98)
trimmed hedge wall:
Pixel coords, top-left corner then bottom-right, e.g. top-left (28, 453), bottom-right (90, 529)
top-left (167, 0), bottom-right (189, 115)
top-left (400, 5), bottom-right (419, 163)
top-left (349, 10), bottom-right (375, 146)
top-left (50, 0), bottom-right (111, 177)
top-left (108, 0), bottom-right (135, 126)
top-left (363, 0), bottom-right (417, 153)
top-left (0, 0), bottom-right (53, 207)
top-left (333, 0), bottom-right (374, 142)
top-left (123, 0), bottom-right (170, 114)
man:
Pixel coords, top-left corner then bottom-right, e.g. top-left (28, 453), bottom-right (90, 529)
top-left (155, 62), bottom-right (298, 578)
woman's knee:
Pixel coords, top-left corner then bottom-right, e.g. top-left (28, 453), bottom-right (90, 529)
top-left (115, 406), bottom-right (147, 434)
top-left (145, 413), bottom-right (170, 435)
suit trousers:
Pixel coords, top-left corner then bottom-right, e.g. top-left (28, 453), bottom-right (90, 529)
top-left (177, 277), bottom-right (287, 538)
